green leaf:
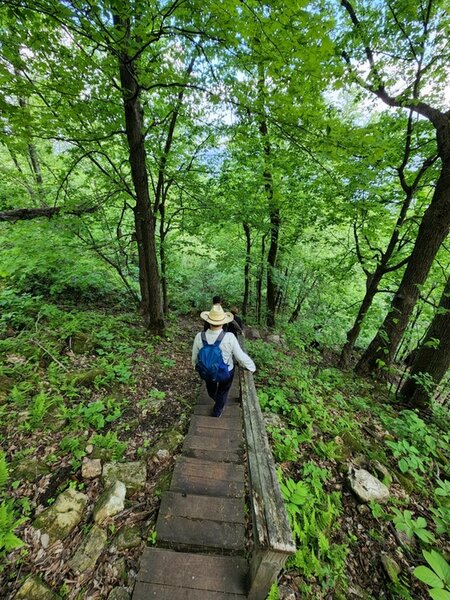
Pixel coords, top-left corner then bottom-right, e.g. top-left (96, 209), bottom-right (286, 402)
top-left (429, 590), bottom-right (450, 600)
top-left (423, 551), bottom-right (450, 587)
top-left (413, 566), bottom-right (443, 588)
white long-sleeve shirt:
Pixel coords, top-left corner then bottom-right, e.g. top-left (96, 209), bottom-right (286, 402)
top-left (192, 328), bottom-right (256, 373)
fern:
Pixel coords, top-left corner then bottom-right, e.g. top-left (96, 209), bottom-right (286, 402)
top-left (28, 391), bottom-right (54, 430)
top-left (0, 500), bottom-right (25, 555)
top-left (0, 451), bottom-right (8, 490)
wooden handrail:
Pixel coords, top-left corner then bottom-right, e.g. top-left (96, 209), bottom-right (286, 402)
top-left (240, 367), bottom-right (296, 599)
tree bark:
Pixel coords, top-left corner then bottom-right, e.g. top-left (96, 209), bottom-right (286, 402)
top-left (243, 222), bottom-right (251, 318)
top-left (400, 275), bottom-right (450, 409)
top-left (356, 147), bottom-right (450, 375)
top-left (0, 206), bottom-right (97, 221)
top-left (257, 63), bottom-right (279, 328)
top-left (113, 14), bottom-right (164, 334)
top-left (256, 234), bottom-right (266, 324)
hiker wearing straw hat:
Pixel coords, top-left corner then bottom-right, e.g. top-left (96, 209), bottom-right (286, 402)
top-left (192, 304), bottom-right (256, 418)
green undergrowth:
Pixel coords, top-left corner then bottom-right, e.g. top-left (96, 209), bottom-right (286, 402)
top-left (0, 287), bottom-right (184, 571)
top-left (246, 333), bottom-right (450, 599)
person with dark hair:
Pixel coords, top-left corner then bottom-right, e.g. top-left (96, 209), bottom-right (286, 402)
top-left (227, 306), bottom-right (244, 338)
top-left (193, 304), bottom-right (255, 417)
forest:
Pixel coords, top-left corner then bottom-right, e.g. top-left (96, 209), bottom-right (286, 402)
top-left (0, 0), bottom-right (449, 598)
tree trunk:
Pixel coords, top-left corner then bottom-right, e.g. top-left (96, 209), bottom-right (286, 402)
top-left (243, 222), bottom-right (251, 318)
top-left (400, 275), bottom-right (450, 409)
top-left (356, 152), bottom-right (450, 375)
top-left (256, 234), bottom-right (266, 324)
top-left (340, 266), bottom-right (385, 367)
top-left (159, 203), bottom-right (168, 314)
top-left (114, 14), bottom-right (164, 334)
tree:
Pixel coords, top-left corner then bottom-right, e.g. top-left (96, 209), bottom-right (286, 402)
top-left (339, 0), bottom-right (450, 375)
top-left (400, 273), bottom-right (450, 409)
top-left (339, 111), bottom-right (437, 367)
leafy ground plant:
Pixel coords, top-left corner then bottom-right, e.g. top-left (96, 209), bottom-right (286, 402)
top-left (414, 550), bottom-right (450, 600)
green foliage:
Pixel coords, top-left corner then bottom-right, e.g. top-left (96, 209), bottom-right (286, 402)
top-left (59, 436), bottom-right (86, 470)
top-left (26, 390), bottom-right (55, 431)
top-left (0, 500), bottom-right (25, 557)
top-left (0, 451), bottom-right (8, 491)
top-left (431, 480), bottom-right (450, 536)
top-left (385, 439), bottom-right (427, 484)
top-left (414, 550), bottom-right (450, 600)
top-left (91, 432), bottom-right (127, 461)
top-left (391, 509), bottom-right (435, 545)
top-left (281, 461), bottom-right (347, 590)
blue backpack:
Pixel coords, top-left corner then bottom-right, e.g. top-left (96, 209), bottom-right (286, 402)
top-left (195, 331), bottom-right (230, 383)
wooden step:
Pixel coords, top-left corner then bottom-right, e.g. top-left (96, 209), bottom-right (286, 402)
top-left (189, 415), bottom-right (242, 433)
top-left (194, 404), bottom-right (241, 418)
top-left (171, 457), bottom-right (245, 498)
top-left (156, 491), bottom-right (246, 553)
top-left (133, 548), bottom-right (248, 599)
top-left (184, 430), bottom-right (243, 452)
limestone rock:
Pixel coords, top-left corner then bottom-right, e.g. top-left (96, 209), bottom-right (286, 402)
top-left (103, 462), bottom-right (146, 496)
top-left (113, 556), bottom-right (128, 582)
top-left (94, 481), bottom-right (126, 524)
top-left (108, 588), bottom-right (130, 600)
top-left (245, 327), bottom-right (261, 340)
top-left (381, 554), bottom-right (401, 582)
top-left (113, 525), bottom-right (142, 551)
top-left (69, 525), bottom-right (107, 574)
top-left (82, 457), bottom-right (102, 479)
top-left (33, 488), bottom-right (88, 543)
top-left (15, 576), bottom-right (61, 600)
top-left (347, 468), bottom-right (390, 503)
top-left (155, 449), bottom-right (170, 462)
top-left (266, 334), bottom-right (283, 346)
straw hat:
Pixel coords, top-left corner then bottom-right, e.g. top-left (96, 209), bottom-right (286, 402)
top-left (200, 304), bottom-right (234, 326)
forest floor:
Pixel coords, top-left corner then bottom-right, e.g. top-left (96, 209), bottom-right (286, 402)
top-left (0, 301), bottom-right (448, 599)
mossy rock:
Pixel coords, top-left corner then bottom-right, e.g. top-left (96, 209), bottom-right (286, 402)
top-left (70, 332), bottom-right (95, 354)
top-left (68, 368), bottom-right (106, 387)
top-left (15, 575), bottom-right (61, 600)
top-left (13, 459), bottom-right (51, 482)
top-left (150, 429), bottom-right (183, 458)
top-left (0, 375), bottom-right (14, 394)
top-left (113, 525), bottom-right (142, 550)
top-left (396, 472), bottom-right (415, 494)
top-left (341, 430), bottom-right (365, 454)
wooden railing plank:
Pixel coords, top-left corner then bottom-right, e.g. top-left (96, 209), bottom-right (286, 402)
top-left (240, 364), bottom-right (296, 600)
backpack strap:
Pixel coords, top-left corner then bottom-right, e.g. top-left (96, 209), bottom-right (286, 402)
top-left (201, 330), bottom-right (225, 347)
top-left (213, 330), bottom-right (226, 346)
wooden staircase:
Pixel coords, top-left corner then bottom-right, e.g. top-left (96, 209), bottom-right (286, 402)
top-left (132, 377), bottom-right (249, 599)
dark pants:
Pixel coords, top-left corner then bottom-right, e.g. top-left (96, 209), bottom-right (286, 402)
top-left (206, 369), bottom-right (235, 416)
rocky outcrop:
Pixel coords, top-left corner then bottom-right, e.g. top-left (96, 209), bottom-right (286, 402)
top-left (33, 488), bottom-right (89, 543)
